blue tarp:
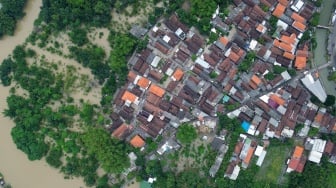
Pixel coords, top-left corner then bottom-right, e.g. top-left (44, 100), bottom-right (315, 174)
top-left (222, 95), bottom-right (230, 103)
top-left (241, 121), bottom-right (251, 132)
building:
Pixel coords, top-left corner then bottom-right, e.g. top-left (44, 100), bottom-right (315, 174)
top-left (301, 73), bottom-right (327, 103)
top-left (287, 146), bottom-right (306, 173)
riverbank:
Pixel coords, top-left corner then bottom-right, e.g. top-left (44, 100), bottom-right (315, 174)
top-left (0, 0), bottom-right (86, 187)
top-left (314, 0), bottom-right (336, 95)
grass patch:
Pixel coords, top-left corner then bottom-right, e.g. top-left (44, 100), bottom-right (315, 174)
top-left (256, 144), bottom-right (291, 184)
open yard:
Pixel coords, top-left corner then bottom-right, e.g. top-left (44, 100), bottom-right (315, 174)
top-left (256, 144), bottom-right (292, 185)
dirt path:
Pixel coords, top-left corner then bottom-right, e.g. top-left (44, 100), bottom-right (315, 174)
top-left (0, 0), bottom-right (86, 187)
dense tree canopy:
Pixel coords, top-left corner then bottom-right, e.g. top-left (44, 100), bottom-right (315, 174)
top-left (40, 0), bottom-right (115, 30)
top-left (176, 123), bottom-right (197, 144)
top-left (0, 0), bottom-right (27, 37)
top-left (82, 128), bottom-right (130, 173)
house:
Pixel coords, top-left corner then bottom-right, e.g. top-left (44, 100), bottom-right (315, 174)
top-left (149, 84), bottom-right (165, 98)
top-left (112, 124), bottom-right (133, 140)
top-left (287, 146), bottom-right (306, 173)
top-left (224, 160), bottom-right (241, 180)
top-left (172, 68), bottom-right (184, 81)
top-left (121, 90), bottom-right (140, 106)
top-left (307, 138), bottom-right (326, 163)
top-left (130, 135), bottom-right (145, 148)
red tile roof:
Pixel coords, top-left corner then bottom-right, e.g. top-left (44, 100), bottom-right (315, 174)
top-left (130, 135), bottom-right (145, 148)
top-left (172, 68), bottom-right (184, 81)
top-left (291, 13), bottom-right (306, 23)
top-left (272, 3), bottom-right (285, 18)
top-left (293, 146), bottom-right (304, 158)
top-left (293, 21), bottom-right (306, 32)
top-left (251, 75), bottom-right (262, 85)
top-left (149, 84), bottom-right (165, 97)
top-left (219, 36), bottom-right (229, 46)
top-left (137, 77), bottom-right (151, 89)
top-left (294, 56), bottom-right (307, 70)
top-left (121, 91), bottom-right (138, 103)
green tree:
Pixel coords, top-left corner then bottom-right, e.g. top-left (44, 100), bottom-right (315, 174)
top-left (46, 147), bottom-right (63, 168)
top-left (82, 128), bottom-right (130, 173)
top-left (176, 124), bottom-right (197, 144)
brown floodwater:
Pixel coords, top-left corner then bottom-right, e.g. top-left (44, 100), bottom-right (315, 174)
top-left (0, 0), bottom-right (86, 187)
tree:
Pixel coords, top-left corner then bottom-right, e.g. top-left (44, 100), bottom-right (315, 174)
top-left (176, 124), bottom-right (197, 144)
top-left (324, 95), bottom-right (335, 106)
top-left (46, 147), bottom-right (63, 168)
top-left (0, 58), bottom-right (14, 86)
top-left (69, 27), bottom-right (89, 46)
top-left (82, 128), bottom-right (130, 173)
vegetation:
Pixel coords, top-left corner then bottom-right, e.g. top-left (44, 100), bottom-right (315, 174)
top-left (82, 128), bottom-right (130, 173)
top-left (176, 124), bottom-right (198, 144)
top-left (310, 12), bottom-right (320, 27)
top-left (0, 0), bottom-right (27, 37)
top-left (310, 95), bottom-right (336, 107)
top-left (238, 52), bottom-right (256, 72)
top-left (288, 157), bottom-right (336, 188)
top-left (39, 0), bottom-right (114, 31)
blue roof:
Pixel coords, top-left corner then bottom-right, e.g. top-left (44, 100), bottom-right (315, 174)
top-left (222, 95), bottom-right (230, 103)
top-left (241, 121), bottom-right (251, 132)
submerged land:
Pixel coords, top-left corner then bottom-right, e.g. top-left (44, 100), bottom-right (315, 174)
top-left (1, 0), bottom-right (336, 188)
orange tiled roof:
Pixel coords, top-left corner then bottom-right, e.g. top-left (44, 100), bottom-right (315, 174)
top-left (229, 51), bottom-right (240, 63)
top-left (279, 42), bottom-right (293, 52)
top-left (280, 34), bottom-right (296, 45)
top-left (273, 39), bottom-right (281, 47)
top-left (251, 75), bottom-right (262, 85)
top-left (137, 77), bottom-right (151, 89)
top-left (130, 135), bottom-right (145, 148)
top-left (244, 147), bottom-right (255, 165)
top-left (112, 124), bottom-right (129, 139)
top-left (293, 146), bottom-right (304, 158)
top-left (256, 24), bottom-right (265, 33)
top-left (149, 84), bottom-right (165, 97)
top-left (121, 90), bottom-right (138, 103)
top-left (219, 37), bottom-right (229, 46)
top-left (272, 4), bottom-right (286, 18)
top-left (283, 52), bottom-right (295, 60)
top-left (294, 56), bottom-right (307, 70)
top-left (293, 21), bottom-right (306, 31)
top-left (128, 71), bottom-right (137, 82)
top-left (291, 13), bottom-right (306, 23)
top-left (172, 68), bottom-right (184, 81)
top-left (270, 94), bottom-right (286, 106)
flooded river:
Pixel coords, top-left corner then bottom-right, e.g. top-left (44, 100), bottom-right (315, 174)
top-left (314, 0), bottom-right (335, 95)
top-left (0, 0), bottom-right (86, 187)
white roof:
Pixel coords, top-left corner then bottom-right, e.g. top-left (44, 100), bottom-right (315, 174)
top-left (260, 95), bottom-right (269, 103)
top-left (312, 139), bottom-right (327, 153)
top-left (281, 71), bottom-right (291, 81)
top-left (277, 20), bottom-right (289, 30)
top-left (249, 39), bottom-right (258, 50)
top-left (230, 165), bottom-right (240, 180)
top-left (165, 67), bottom-right (174, 76)
top-left (291, 0), bottom-right (304, 12)
top-left (151, 56), bottom-right (161, 67)
top-left (175, 28), bottom-right (183, 35)
top-left (152, 26), bottom-right (159, 32)
top-left (256, 150), bottom-right (267, 166)
top-left (163, 35), bottom-right (171, 43)
top-left (308, 150), bottom-right (323, 163)
top-left (195, 57), bottom-right (210, 69)
top-left (301, 74), bottom-right (327, 103)
top-left (255, 146), bottom-right (264, 157)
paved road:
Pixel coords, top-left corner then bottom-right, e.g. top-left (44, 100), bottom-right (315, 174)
top-left (227, 61), bottom-right (333, 113)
